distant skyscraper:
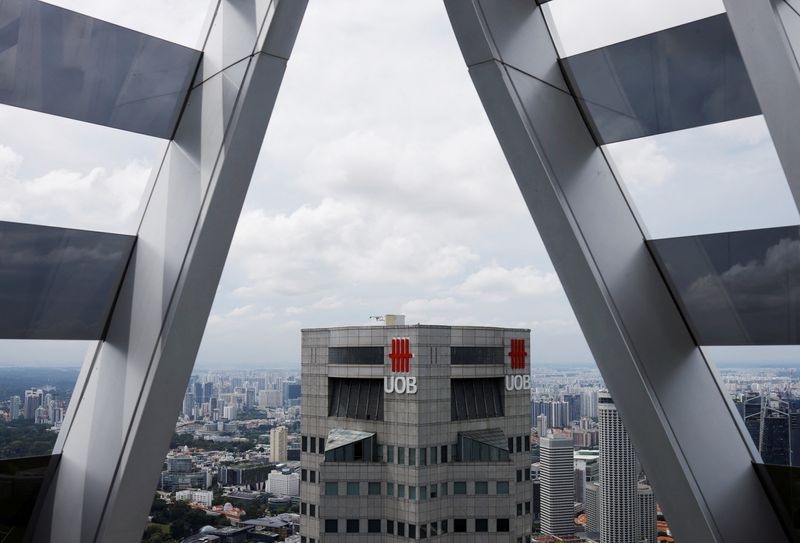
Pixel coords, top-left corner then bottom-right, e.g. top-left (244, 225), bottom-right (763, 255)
top-left (182, 392), bottom-right (194, 419)
top-left (270, 425), bottom-right (288, 462)
top-left (563, 393), bottom-right (581, 425)
top-left (585, 481), bottom-right (600, 534)
top-left (536, 414), bottom-right (548, 437)
top-left (10, 395), bottom-right (20, 420)
top-left (24, 389), bottom-right (43, 420)
top-left (598, 390), bottom-right (637, 543)
top-left (540, 435), bottom-right (575, 538)
top-left (582, 389), bottom-right (598, 419)
top-left (223, 403), bottom-right (238, 421)
top-left (637, 484), bottom-right (657, 543)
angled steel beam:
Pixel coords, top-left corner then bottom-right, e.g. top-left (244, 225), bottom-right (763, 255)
top-left (31, 1), bottom-right (307, 542)
top-left (444, 1), bottom-right (788, 542)
top-left (723, 0), bottom-right (800, 212)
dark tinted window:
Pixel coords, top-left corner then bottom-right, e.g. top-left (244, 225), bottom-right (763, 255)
top-left (450, 346), bottom-right (504, 364)
top-left (454, 519), bottom-right (467, 532)
top-left (451, 378), bottom-right (504, 421)
top-left (368, 519), bottom-right (381, 533)
top-left (0, 1), bottom-right (200, 138)
top-left (328, 378), bottom-right (384, 420)
top-left (649, 226), bottom-right (800, 346)
top-left (476, 519), bottom-right (488, 532)
top-left (325, 519), bottom-right (338, 533)
top-left (346, 519), bottom-right (359, 533)
top-left (0, 222), bottom-right (134, 340)
top-left (497, 518), bottom-right (510, 532)
top-left (329, 346), bottom-right (384, 364)
top-left (561, 14), bottom-right (759, 144)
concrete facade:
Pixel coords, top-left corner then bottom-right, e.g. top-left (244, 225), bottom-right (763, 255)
top-left (300, 324), bottom-right (532, 541)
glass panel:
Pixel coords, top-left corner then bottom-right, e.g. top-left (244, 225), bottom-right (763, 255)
top-left (44, 0), bottom-right (213, 48)
top-left (606, 116), bottom-right (799, 239)
top-left (560, 15), bottom-right (759, 144)
top-left (0, 0), bottom-right (201, 138)
top-left (754, 463), bottom-right (800, 539)
top-left (0, 221), bottom-right (134, 339)
top-left (450, 346), bottom-right (504, 365)
top-left (649, 226), bottom-right (800, 345)
top-left (0, 454), bottom-right (58, 541)
top-left (329, 346), bottom-right (384, 364)
top-left (543, 0), bottom-right (725, 57)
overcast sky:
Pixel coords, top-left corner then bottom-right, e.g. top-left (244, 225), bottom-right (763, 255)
top-left (1, 0), bottom-right (798, 369)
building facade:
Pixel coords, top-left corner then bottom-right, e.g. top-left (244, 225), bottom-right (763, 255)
top-left (637, 484), bottom-right (657, 543)
top-left (598, 391), bottom-right (638, 543)
top-left (271, 426), bottom-right (289, 462)
top-left (539, 435), bottom-right (575, 538)
top-left (300, 323), bottom-right (532, 541)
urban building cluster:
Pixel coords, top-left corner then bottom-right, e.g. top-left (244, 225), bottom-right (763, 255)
top-left (2, 387), bottom-right (68, 427)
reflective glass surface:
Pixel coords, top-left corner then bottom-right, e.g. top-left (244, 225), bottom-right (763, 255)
top-left (0, 221), bottom-right (134, 339)
top-left (754, 463), bottom-right (800, 539)
top-left (450, 378), bottom-right (504, 421)
top-left (561, 15), bottom-right (759, 144)
top-left (327, 378), bottom-right (384, 421)
top-left (649, 226), bottom-right (800, 345)
top-left (0, 0), bottom-right (201, 138)
top-left (0, 454), bottom-right (58, 542)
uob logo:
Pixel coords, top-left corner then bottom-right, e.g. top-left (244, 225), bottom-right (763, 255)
top-left (505, 338), bottom-right (531, 391)
top-left (384, 337), bottom-right (417, 394)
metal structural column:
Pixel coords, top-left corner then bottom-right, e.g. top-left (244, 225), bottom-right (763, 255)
top-left (723, 0), bottom-right (800, 211)
top-left (443, 1), bottom-right (788, 542)
top-left (31, 1), bottom-right (307, 542)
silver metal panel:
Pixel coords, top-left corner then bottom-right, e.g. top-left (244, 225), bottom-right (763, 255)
top-left (723, 0), bottom-right (800, 211)
top-left (0, 0), bottom-right (200, 138)
top-left (31, 1), bottom-right (307, 542)
top-left (445, 2), bottom-right (788, 542)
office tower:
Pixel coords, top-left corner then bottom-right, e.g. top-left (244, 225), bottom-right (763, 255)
top-left (637, 484), bottom-right (657, 543)
top-left (536, 414), bottom-right (548, 437)
top-left (245, 388), bottom-right (256, 409)
top-left (563, 393), bottom-right (581, 425)
top-left (539, 435), bottom-right (575, 538)
top-left (193, 381), bottom-right (203, 404)
top-left (581, 390), bottom-right (598, 420)
top-left (598, 391), bottom-right (637, 543)
top-left (182, 392), bottom-right (194, 419)
top-left (24, 389), bottom-right (43, 420)
top-left (301, 323), bottom-right (532, 541)
top-left (585, 481), bottom-right (601, 534)
top-left (550, 400), bottom-right (570, 428)
top-left (270, 425), bottom-right (289, 462)
top-left (260, 388), bottom-right (282, 408)
top-left (223, 404), bottom-right (238, 421)
top-left (10, 395), bottom-right (20, 420)
top-left (268, 469), bottom-right (300, 497)
top-left (282, 380), bottom-right (301, 405)
top-left (203, 382), bottom-right (214, 404)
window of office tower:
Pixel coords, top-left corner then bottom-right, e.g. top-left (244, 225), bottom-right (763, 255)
top-left (542, 0), bottom-right (800, 470)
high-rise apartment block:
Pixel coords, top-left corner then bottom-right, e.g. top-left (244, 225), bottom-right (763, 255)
top-left (539, 435), bottom-right (575, 538)
top-left (598, 391), bottom-right (639, 543)
top-left (585, 481), bottom-right (600, 534)
top-left (271, 425), bottom-right (289, 462)
top-left (300, 323), bottom-right (533, 541)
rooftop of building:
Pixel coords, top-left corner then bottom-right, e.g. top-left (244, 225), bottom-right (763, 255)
top-left (301, 324), bottom-right (530, 332)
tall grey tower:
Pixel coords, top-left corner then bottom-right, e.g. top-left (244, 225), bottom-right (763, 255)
top-left (539, 435), bottom-right (575, 538)
top-left (598, 390), bottom-right (637, 543)
top-left (300, 322), bottom-right (533, 541)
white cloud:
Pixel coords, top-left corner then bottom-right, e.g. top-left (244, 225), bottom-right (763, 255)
top-left (0, 144), bottom-right (150, 234)
top-left (230, 198), bottom-right (479, 298)
top-left (607, 139), bottom-right (674, 191)
top-left (456, 264), bottom-right (560, 302)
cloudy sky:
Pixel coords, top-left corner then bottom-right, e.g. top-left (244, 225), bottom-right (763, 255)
top-left (1, 0), bottom-right (798, 368)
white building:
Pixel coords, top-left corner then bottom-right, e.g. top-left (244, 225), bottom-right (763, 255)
top-left (540, 435), bottom-right (576, 538)
top-left (270, 425), bottom-right (288, 462)
top-left (599, 391), bottom-right (637, 543)
top-left (585, 481), bottom-right (600, 534)
top-left (175, 489), bottom-right (213, 507)
top-left (223, 403), bottom-right (238, 421)
top-left (267, 469), bottom-right (299, 497)
top-left (637, 484), bottom-right (657, 543)
top-left (259, 388), bottom-right (282, 408)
